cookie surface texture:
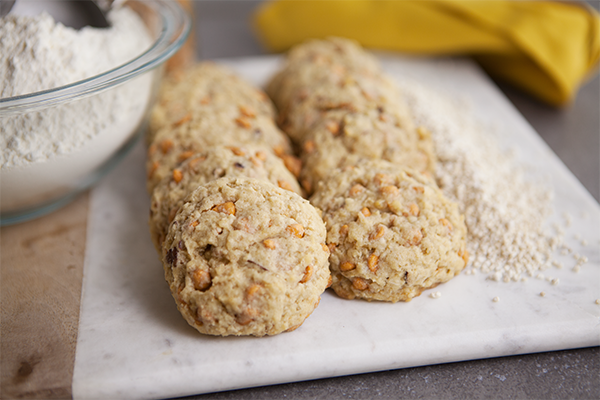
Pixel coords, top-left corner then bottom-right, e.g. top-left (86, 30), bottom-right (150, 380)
top-left (162, 177), bottom-right (330, 336)
top-left (149, 145), bottom-right (302, 252)
top-left (146, 112), bottom-right (293, 192)
top-left (149, 62), bottom-right (275, 143)
top-left (299, 108), bottom-right (435, 194)
top-left (310, 160), bottom-right (468, 302)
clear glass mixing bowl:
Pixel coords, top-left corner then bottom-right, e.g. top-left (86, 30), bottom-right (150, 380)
top-left (0, 0), bottom-right (191, 225)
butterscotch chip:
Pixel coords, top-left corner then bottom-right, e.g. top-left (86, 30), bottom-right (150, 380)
top-left (227, 146), bottom-right (246, 156)
top-left (191, 269), bottom-right (211, 291)
top-left (286, 224), bottom-right (305, 238)
top-left (349, 184), bottom-right (365, 196)
top-left (300, 266), bottom-right (313, 283)
top-left (340, 261), bottom-right (356, 272)
top-left (160, 139), bottom-right (174, 154)
top-left (278, 180), bottom-right (294, 191)
top-left (212, 201), bottom-right (236, 215)
top-left (303, 140), bottom-right (316, 154)
top-left (235, 117), bottom-right (252, 129)
top-left (239, 105), bottom-right (256, 118)
top-left (367, 254), bottom-right (379, 272)
top-left (310, 160), bottom-right (467, 303)
top-left (172, 169), bottom-right (183, 183)
top-left (281, 154), bottom-right (302, 178)
top-left (325, 120), bottom-right (340, 135)
top-left (174, 113), bottom-right (192, 127)
top-left (149, 145), bottom-right (302, 252)
top-left (255, 150), bottom-right (267, 161)
top-left (162, 177), bottom-right (330, 336)
top-left (352, 277), bottom-right (369, 291)
top-left (178, 150), bottom-right (195, 162)
top-left (263, 239), bottom-right (277, 249)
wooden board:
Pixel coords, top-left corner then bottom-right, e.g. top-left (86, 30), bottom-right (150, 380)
top-left (1, 193), bottom-right (88, 400)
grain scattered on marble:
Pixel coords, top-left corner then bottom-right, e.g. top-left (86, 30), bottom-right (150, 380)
top-left (401, 80), bottom-right (561, 284)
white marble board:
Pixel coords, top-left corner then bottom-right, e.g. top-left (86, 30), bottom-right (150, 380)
top-left (72, 56), bottom-right (600, 400)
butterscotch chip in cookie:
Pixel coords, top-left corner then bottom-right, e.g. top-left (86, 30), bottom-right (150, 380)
top-left (162, 177), bottom-right (330, 336)
top-left (149, 144), bottom-right (302, 252)
top-left (310, 160), bottom-right (467, 303)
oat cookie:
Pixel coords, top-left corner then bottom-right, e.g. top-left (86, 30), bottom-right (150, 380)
top-left (149, 62), bottom-right (275, 143)
top-left (149, 145), bottom-right (302, 252)
top-left (310, 160), bottom-right (468, 302)
top-left (162, 177), bottom-right (330, 336)
top-left (267, 37), bottom-right (381, 108)
top-left (146, 112), bottom-right (294, 192)
top-left (299, 107), bottom-right (435, 194)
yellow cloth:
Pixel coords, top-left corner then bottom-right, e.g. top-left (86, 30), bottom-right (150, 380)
top-left (253, 0), bottom-right (600, 106)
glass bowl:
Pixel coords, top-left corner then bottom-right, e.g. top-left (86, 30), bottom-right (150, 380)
top-left (0, 0), bottom-right (191, 225)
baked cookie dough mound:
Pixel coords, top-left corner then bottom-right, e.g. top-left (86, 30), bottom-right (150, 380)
top-left (146, 112), bottom-right (294, 192)
top-left (267, 37), bottom-right (381, 108)
top-left (275, 73), bottom-right (405, 144)
top-left (299, 108), bottom-right (435, 194)
top-left (162, 177), bottom-right (330, 336)
top-left (149, 145), bottom-right (303, 252)
top-left (149, 62), bottom-right (275, 143)
top-left (310, 160), bottom-right (468, 303)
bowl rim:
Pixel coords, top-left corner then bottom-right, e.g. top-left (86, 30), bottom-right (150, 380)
top-left (0, 0), bottom-right (191, 115)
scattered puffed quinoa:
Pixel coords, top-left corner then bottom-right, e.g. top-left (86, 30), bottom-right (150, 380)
top-left (581, 240), bottom-right (588, 246)
top-left (540, 291), bottom-right (546, 297)
top-left (430, 291), bottom-right (442, 299)
top-left (551, 278), bottom-right (559, 286)
top-left (574, 234), bottom-right (582, 240)
top-left (492, 297), bottom-right (500, 303)
top-left (595, 299), bottom-right (600, 305)
top-left (573, 265), bottom-right (581, 273)
top-left (563, 212), bottom-right (572, 227)
top-left (401, 81), bottom-right (559, 285)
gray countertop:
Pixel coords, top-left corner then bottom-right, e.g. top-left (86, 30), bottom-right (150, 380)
top-left (181, 1), bottom-right (600, 399)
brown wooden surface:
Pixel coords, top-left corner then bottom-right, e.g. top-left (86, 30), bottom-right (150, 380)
top-left (1, 193), bottom-right (89, 400)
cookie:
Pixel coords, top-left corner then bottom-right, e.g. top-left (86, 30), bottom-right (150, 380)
top-left (310, 160), bottom-right (468, 302)
top-left (267, 37), bottom-right (381, 108)
top-left (149, 144), bottom-right (303, 252)
top-left (271, 68), bottom-right (404, 144)
top-left (298, 107), bottom-right (435, 194)
top-left (146, 112), bottom-right (294, 192)
top-left (162, 177), bottom-right (330, 336)
top-left (149, 62), bottom-right (275, 143)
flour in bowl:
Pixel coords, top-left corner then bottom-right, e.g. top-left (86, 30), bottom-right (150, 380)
top-left (0, 7), bottom-right (153, 213)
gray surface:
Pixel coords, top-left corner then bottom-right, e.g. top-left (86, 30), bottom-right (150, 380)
top-left (178, 1), bottom-right (600, 398)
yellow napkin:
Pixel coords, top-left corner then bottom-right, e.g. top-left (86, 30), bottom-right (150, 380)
top-left (253, 0), bottom-right (600, 106)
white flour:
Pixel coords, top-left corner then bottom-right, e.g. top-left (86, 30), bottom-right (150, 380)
top-left (400, 80), bottom-right (557, 283)
top-left (0, 7), bottom-right (153, 212)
